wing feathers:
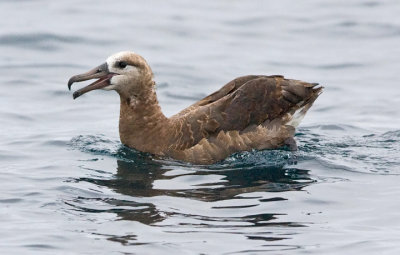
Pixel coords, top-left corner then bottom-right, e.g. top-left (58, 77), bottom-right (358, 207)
top-left (172, 75), bottom-right (322, 150)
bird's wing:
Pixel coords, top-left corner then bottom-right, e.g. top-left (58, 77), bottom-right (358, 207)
top-left (169, 75), bottom-right (322, 150)
top-left (171, 75), bottom-right (265, 118)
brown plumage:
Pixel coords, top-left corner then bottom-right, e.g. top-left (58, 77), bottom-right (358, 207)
top-left (68, 51), bottom-right (323, 164)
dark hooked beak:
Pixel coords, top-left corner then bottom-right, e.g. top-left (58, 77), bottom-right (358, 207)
top-left (68, 62), bottom-right (116, 99)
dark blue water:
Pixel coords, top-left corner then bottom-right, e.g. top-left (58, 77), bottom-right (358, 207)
top-left (1, 0), bottom-right (400, 254)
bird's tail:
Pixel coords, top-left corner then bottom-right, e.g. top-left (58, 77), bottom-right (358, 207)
top-left (286, 83), bottom-right (323, 128)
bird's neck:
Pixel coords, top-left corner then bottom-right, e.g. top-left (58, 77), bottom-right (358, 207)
top-left (118, 83), bottom-right (169, 154)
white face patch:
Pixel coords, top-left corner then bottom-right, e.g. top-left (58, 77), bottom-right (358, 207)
top-left (106, 51), bottom-right (134, 71)
top-left (105, 51), bottom-right (140, 87)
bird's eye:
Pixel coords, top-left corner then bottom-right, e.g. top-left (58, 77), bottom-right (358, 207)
top-left (117, 61), bottom-right (127, 69)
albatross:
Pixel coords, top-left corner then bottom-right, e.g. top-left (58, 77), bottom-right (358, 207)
top-left (68, 51), bottom-right (323, 164)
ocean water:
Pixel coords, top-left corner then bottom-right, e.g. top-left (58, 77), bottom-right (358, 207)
top-left (1, 0), bottom-right (400, 254)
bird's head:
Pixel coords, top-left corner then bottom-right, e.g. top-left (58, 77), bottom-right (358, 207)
top-left (68, 51), bottom-right (153, 99)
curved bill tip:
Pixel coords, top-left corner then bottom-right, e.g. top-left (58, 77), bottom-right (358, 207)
top-left (72, 91), bottom-right (81, 99)
top-left (68, 78), bottom-right (74, 91)
top-left (67, 62), bottom-right (112, 99)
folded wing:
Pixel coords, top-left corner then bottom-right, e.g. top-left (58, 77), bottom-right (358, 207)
top-left (170, 75), bottom-right (322, 150)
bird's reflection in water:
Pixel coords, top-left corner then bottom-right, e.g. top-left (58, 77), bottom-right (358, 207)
top-left (71, 147), bottom-right (316, 246)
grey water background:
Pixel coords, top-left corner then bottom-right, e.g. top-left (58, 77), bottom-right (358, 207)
top-left (1, 0), bottom-right (400, 254)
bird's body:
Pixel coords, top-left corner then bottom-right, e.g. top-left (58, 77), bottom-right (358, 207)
top-left (68, 52), bottom-right (322, 164)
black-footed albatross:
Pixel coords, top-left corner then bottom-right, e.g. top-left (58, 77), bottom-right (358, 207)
top-left (68, 51), bottom-right (323, 164)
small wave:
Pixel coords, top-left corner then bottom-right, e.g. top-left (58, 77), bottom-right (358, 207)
top-left (0, 63), bottom-right (87, 70)
top-left (224, 17), bottom-right (269, 27)
top-left (317, 63), bottom-right (365, 70)
top-left (69, 135), bottom-right (121, 156)
top-left (268, 61), bottom-right (365, 70)
top-left (297, 127), bottom-right (400, 175)
top-left (0, 111), bottom-right (35, 122)
top-left (360, 1), bottom-right (380, 7)
top-left (0, 32), bottom-right (110, 51)
top-left (300, 124), bottom-right (370, 136)
top-left (381, 130), bottom-right (400, 138)
top-left (69, 134), bottom-right (154, 163)
top-left (163, 91), bottom-right (206, 101)
top-left (319, 20), bottom-right (400, 38)
top-left (219, 149), bottom-right (297, 170)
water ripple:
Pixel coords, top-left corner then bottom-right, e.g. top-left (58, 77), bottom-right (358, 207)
top-left (65, 134), bottom-right (319, 242)
top-left (0, 33), bottom-right (110, 50)
top-left (69, 124), bottom-right (400, 178)
top-left (298, 126), bottom-right (400, 174)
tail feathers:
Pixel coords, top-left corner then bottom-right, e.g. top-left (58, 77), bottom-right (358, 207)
top-left (287, 105), bottom-right (308, 128)
top-left (286, 85), bottom-right (323, 128)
